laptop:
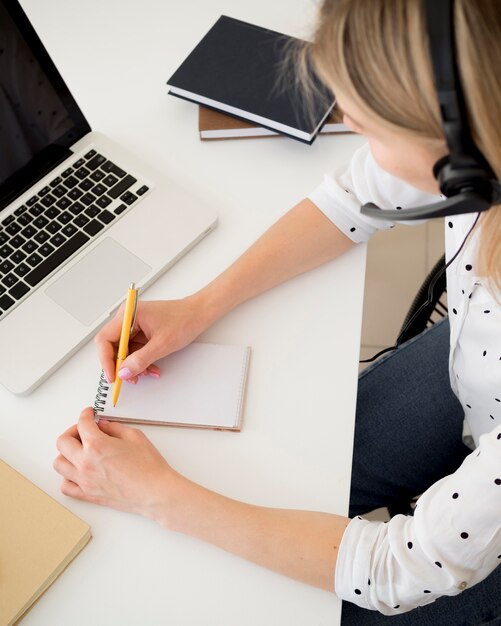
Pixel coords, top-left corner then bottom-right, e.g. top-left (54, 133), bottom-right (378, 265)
top-left (0, 0), bottom-right (218, 395)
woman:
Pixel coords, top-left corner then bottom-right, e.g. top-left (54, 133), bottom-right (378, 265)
top-left (54, 0), bottom-right (501, 622)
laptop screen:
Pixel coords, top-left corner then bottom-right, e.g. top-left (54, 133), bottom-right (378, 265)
top-left (0, 0), bottom-right (90, 211)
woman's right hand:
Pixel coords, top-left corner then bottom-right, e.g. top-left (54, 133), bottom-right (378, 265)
top-left (95, 296), bottom-right (212, 384)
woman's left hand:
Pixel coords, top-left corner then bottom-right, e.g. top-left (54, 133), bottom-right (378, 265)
top-left (54, 407), bottom-right (177, 521)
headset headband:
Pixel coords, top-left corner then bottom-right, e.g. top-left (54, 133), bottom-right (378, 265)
top-left (360, 0), bottom-right (500, 221)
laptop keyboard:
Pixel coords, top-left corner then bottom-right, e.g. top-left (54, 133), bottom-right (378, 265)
top-left (0, 149), bottom-right (149, 319)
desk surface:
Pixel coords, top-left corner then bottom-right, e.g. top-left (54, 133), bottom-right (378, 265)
top-left (1, 1), bottom-right (366, 624)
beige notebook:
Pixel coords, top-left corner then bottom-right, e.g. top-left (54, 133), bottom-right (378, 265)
top-left (0, 460), bottom-right (91, 626)
top-left (94, 342), bottom-right (251, 431)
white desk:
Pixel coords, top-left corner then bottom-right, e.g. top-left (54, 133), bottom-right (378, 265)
top-left (1, 1), bottom-right (366, 624)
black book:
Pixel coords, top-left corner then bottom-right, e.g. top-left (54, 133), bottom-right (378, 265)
top-left (166, 15), bottom-right (335, 144)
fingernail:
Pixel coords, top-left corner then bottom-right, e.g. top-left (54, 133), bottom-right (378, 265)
top-left (98, 418), bottom-right (110, 425)
top-left (118, 367), bottom-right (133, 380)
top-left (150, 371), bottom-right (160, 378)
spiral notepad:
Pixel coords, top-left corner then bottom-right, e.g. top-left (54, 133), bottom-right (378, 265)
top-left (93, 342), bottom-right (250, 431)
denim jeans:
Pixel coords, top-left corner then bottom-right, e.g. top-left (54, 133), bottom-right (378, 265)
top-left (341, 319), bottom-right (501, 626)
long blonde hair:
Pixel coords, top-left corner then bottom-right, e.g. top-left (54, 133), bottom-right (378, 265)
top-left (297, 0), bottom-right (501, 292)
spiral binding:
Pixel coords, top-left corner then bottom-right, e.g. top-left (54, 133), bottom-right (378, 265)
top-left (93, 370), bottom-right (110, 414)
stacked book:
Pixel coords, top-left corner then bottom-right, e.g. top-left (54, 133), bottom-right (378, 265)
top-left (167, 15), bottom-right (349, 144)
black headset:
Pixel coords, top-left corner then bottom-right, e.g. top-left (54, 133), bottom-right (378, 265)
top-left (360, 0), bottom-right (501, 222)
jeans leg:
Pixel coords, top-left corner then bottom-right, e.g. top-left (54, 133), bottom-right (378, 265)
top-left (342, 318), bottom-right (501, 625)
top-left (348, 318), bottom-right (470, 518)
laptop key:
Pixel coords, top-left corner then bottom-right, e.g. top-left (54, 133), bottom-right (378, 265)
top-left (73, 214), bottom-right (89, 227)
top-left (14, 262), bottom-right (30, 277)
top-left (49, 233), bottom-right (66, 247)
top-left (86, 154), bottom-right (106, 170)
top-left (2, 273), bottom-right (18, 288)
top-left (58, 211), bottom-right (72, 224)
top-left (11, 250), bottom-right (26, 264)
top-left (56, 197), bottom-right (72, 210)
top-left (1, 215), bottom-right (15, 227)
top-left (102, 161), bottom-right (126, 178)
top-left (68, 187), bottom-right (84, 200)
top-left (33, 216), bottom-right (49, 229)
top-left (50, 176), bottom-right (62, 188)
top-left (91, 183), bottom-right (107, 196)
top-left (39, 243), bottom-right (55, 257)
top-left (83, 219), bottom-right (104, 237)
top-left (18, 212), bottom-right (34, 226)
top-left (34, 230), bottom-right (50, 244)
top-left (14, 205), bottom-right (28, 216)
top-left (97, 210), bottom-right (115, 224)
top-left (9, 280), bottom-right (29, 300)
top-left (79, 179), bottom-right (94, 191)
top-left (102, 174), bottom-right (119, 187)
top-left (29, 203), bottom-right (44, 217)
top-left (0, 260), bottom-right (14, 274)
top-left (69, 201), bottom-right (85, 215)
top-left (96, 195), bottom-right (112, 209)
top-left (61, 167), bottom-right (73, 178)
top-left (40, 193), bottom-right (56, 207)
top-left (121, 191), bottom-right (138, 205)
top-left (63, 175), bottom-right (79, 189)
top-left (114, 203), bottom-right (127, 215)
top-left (85, 205), bottom-right (100, 218)
top-left (22, 240), bottom-right (38, 254)
top-left (6, 222), bottom-right (21, 236)
top-left (0, 284), bottom-right (5, 295)
top-left (26, 253), bottom-right (42, 267)
top-left (0, 232), bottom-right (8, 245)
top-left (39, 186), bottom-right (51, 197)
top-left (25, 232), bottom-right (90, 288)
top-left (26, 196), bottom-right (39, 206)
top-left (0, 294), bottom-right (15, 311)
top-left (0, 245), bottom-right (14, 259)
top-left (53, 185), bottom-right (67, 198)
top-left (46, 221), bottom-right (62, 234)
top-left (10, 235), bottom-right (26, 249)
top-left (81, 193), bottom-right (96, 206)
top-left (75, 167), bottom-right (91, 180)
top-left (62, 223), bottom-right (77, 238)
top-left (21, 225), bottom-right (37, 239)
top-left (136, 185), bottom-right (149, 196)
top-left (108, 174), bottom-right (136, 199)
top-left (90, 170), bottom-right (105, 182)
top-left (73, 158), bottom-right (85, 168)
top-left (84, 149), bottom-right (96, 159)
top-left (45, 206), bottom-right (60, 219)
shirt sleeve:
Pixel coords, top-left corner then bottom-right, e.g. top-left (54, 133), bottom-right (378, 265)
top-left (307, 142), bottom-right (440, 244)
top-left (334, 423), bottom-right (501, 615)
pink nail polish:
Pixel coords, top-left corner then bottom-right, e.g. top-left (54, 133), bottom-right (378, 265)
top-left (119, 367), bottom-right (133, 380)
top-left (150, 371), bottom-right (160, 378)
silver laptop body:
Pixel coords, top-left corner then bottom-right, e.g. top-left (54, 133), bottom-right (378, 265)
top-left (0, 1), bottom-right (217, 394)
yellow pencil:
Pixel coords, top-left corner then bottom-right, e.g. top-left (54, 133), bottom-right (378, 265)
top-left (112, 282), bottom-right (138, 407)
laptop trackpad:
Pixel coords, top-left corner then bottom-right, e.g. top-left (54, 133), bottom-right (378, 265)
top-left (45, 237), bottom-right (151, 326)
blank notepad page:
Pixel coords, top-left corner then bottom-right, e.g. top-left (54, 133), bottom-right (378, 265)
top-left (94, 342), bottom-right (251, 430)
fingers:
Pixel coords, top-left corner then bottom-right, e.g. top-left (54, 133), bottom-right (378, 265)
top-left (76, 406), bottom-right (102, 445)
top-left (97, 418), bottom-right (139, 440)
top-left (60, 478), bottom-right (88, 501)
top-left (118, 339), bottom-right (165, 381)
top-left (53, 454), bottom-right (78, 482)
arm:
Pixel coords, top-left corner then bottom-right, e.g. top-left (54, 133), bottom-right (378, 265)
top-left (196, 197), bottom-right (355, 325)
top-left (55, 409), bottom-right (350, 591)
top-left (96, 198), bottom-right (355, 382)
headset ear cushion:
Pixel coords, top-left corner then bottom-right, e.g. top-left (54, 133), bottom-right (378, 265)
top-left (433, 155), bottom-right (450, 180)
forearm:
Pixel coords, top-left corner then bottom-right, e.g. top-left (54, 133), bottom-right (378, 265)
top-left (194, 198), bottom-right (355, 324)
top-left (156, 474), bottom-right (350, 591)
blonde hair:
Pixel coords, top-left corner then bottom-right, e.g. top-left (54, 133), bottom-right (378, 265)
top-left (297, 0), bottom-right (501, 292)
